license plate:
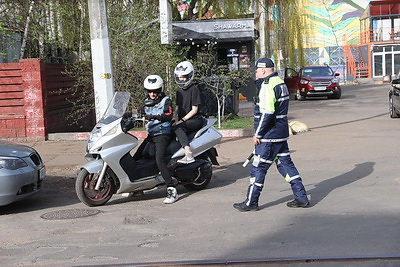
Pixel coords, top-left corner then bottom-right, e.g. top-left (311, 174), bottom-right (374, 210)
top-left (39, 167), bottom-right (45, 181)
top-left (314, 86), bottom-right (326, 91)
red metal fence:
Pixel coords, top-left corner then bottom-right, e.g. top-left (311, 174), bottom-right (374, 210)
top-left (0, 59), bottom-right (95, 141)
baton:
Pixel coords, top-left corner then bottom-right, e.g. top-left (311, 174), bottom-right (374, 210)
top-left (242, 150), bottom-right (255, 167)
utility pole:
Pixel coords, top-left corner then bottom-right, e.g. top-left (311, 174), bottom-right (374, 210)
top-left (160, 0), bottom-right (172, 95)
top-left (88, 0), bottom-right (114, 122)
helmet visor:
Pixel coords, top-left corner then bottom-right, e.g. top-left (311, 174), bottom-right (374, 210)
top-left (146, 88), bottom-right (162, 94)
top-left (174, 71), bottom-right (193, 86)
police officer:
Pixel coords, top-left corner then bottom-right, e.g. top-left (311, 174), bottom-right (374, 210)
top-left (233, 57), bottom-right (309, 212)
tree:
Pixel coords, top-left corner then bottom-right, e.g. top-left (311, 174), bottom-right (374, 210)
top-left (194, 44), bottom-right (251, 128)
top-left (254, 0), bottom-right (307, 69)
top-left (62, 0), bottom-right (189, 124)
top-left (171, 0), bottom-right (253, 20)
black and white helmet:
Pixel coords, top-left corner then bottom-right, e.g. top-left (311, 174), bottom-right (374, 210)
top-left (144, 75), bottom-right (164, 93)
top-left (174, 61), bottom-right (194, 89)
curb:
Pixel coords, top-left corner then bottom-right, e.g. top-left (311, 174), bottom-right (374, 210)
top-left (47, 128), bottom-right (254, 141)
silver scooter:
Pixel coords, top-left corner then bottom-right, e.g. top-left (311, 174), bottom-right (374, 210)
top-left (75, 91), bottom-right (222, 206)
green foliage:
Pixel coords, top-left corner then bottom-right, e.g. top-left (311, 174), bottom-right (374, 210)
top-left (219, 114), bottom-right (253, 129)
top-left (61, 1), bottom-right (189, 124)
top-left (193, 43), bottom-right (252, 127)
top-left (171, 0), bottom-right (252, 20)
top-left (257, 1), bottom-right (307, 69)
top-left (0, 0), bottom-right (92, 61)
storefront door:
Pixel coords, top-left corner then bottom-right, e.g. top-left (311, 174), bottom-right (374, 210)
top-left (373, 45), bottom-right (400, 77)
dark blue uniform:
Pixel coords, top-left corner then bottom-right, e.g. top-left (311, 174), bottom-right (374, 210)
top-left (244, 72), bottom-right (308, 208)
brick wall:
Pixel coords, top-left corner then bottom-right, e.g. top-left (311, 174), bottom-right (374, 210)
top-left (0, 59), bottom-right (95, 141)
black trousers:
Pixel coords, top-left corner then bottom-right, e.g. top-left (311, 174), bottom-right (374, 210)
top-left (173, 117), bottom-right (203, 148)
top-left (134, 134), bottom-right (173, 187)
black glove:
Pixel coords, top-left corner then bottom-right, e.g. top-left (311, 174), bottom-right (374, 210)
top-left (123, 112), bottom-right (132, 120)
top-left (144, 114), bottom-right (162, 121)
top-left (122, 117), bottom-right (134, 133)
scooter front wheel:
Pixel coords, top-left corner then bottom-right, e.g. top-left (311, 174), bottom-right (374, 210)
top-left (75, 169), bottom-right (115, 206)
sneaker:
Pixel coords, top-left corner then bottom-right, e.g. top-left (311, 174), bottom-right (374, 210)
top-left (233, 202), bottom-right (258, 212)
top-left (177, 152), bottom-right (195, 164)
top-left (163, 187), bottom-right (179, 204)
top-left (286, 200), bottom-right (309, 208)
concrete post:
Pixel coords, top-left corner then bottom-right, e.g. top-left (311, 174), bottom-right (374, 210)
top-left (88, 0), bottom-right (114, 122)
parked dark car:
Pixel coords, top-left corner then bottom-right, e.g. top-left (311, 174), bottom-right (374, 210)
top-left (389, 78), bottom-right (400, 118)
top-left (0, 141), bottom-right (45, 206)
top-left (284, 66), bottom-right (342, 100)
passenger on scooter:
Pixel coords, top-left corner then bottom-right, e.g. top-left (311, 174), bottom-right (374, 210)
top-left (172, 61), bottom-right (203, 164)
top-left (133, 75), bottom-right (179, 204)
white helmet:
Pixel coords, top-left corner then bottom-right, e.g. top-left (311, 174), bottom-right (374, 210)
top-left (144, 75), bottom-right (164, 92)
top-left (174, 61), bottom-right (194, 89)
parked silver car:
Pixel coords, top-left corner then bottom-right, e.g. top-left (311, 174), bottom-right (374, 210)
top-left (0, 141), bottom-right (45, 206)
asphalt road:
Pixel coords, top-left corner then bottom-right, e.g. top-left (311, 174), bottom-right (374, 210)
top-left (1, 83), bottom-right (400, 267)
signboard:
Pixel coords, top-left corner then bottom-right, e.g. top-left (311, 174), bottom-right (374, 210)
top-left (172, 18), bottom-right (254, 41)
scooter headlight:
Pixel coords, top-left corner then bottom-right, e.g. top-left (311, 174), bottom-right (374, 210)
top-left (104, 124), bottom-right (119, 136)
top-left (87, 127), bottom-right (102, 151)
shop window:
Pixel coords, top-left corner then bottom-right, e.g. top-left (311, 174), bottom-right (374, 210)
top-left (394, 54), bottom-right (400, 76)
top-left (385, 54), bottom-right (392, 76)
top-left (374, 55), bottom-right (383, 76)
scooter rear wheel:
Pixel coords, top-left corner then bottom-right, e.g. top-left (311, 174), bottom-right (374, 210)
top-left (183, 162), bottom-right (212, 191)
top-left (76, 169), bottom-right (115, 206)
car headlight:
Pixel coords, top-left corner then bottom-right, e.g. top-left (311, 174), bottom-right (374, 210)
top-left (331, 78), bottom-right (339, 83)
top-left (300, 79), bottom-right (309, 84)
top-left (0, 157), bottom-right (28, 170)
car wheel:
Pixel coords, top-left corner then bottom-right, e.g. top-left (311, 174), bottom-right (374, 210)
top-left (296, 89), bottom-right (305, 101)
top-left (331, 89), bottom-right (341, 99)
top-left (389, 96), bottom-right (400, 118)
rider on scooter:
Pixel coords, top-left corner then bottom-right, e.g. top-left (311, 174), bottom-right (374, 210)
top-left (133, 75), bottom-right (179, 204)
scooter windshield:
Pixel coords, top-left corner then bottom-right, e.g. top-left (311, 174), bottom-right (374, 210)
top-left (97, 91), bottom-right (131, 125)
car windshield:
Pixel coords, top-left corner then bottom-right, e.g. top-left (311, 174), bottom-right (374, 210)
top-left (301, 67), bottom-right (333, 77)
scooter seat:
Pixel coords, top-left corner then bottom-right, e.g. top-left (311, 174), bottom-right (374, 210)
top-left (141, 117), bottom-right (208, 159)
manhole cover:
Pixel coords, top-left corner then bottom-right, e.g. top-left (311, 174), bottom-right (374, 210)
top-left (40, 209), bottom-right (101, 220)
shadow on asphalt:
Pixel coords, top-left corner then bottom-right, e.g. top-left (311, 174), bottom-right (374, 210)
top-left (258, 161), bottom-right (375, 210)
top-left (105, 161), bottom-right (249, 206)
top-left (0, 174), bottom-right (80, 215)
